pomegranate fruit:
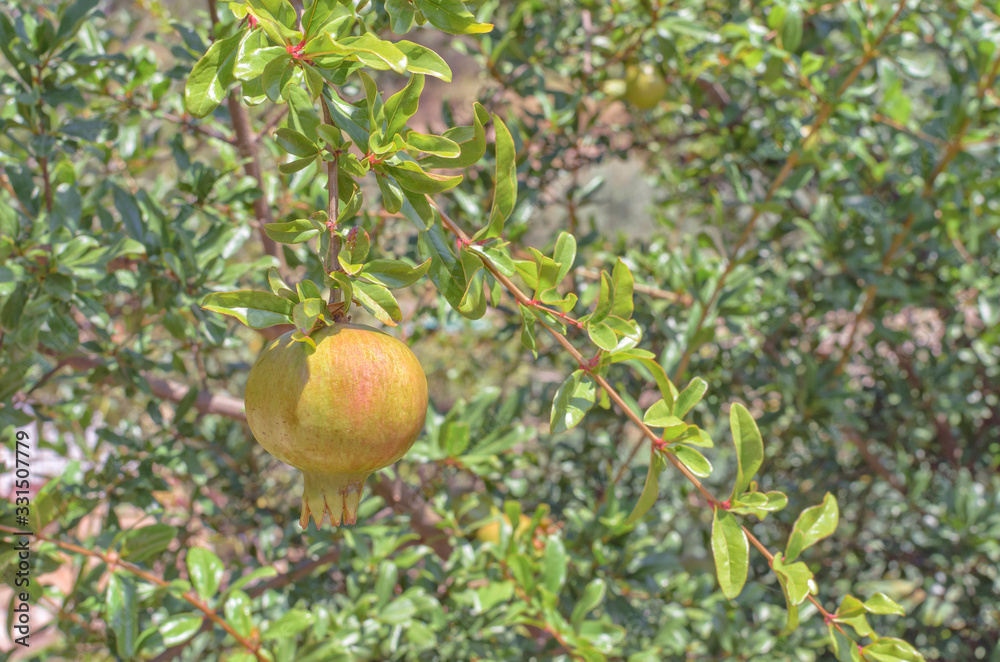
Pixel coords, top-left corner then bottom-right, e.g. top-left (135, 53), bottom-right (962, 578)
top-left (245, 323), bottom-right (428, 528)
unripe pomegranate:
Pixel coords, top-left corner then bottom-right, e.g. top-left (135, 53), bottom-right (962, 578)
top-left (245, 324), bottom-right (428, 528)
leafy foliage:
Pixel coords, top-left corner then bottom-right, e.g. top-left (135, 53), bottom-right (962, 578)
top-left (2, 0), bottom-right (997, 660)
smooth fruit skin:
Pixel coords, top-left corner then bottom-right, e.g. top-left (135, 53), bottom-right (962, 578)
top-left (245, 323), bottom-right (428, 528)
top-left (624, 65), bottom-right (669, 110)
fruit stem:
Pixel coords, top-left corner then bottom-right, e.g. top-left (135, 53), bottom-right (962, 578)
top-left (300, 471), bottom-right (370, 528)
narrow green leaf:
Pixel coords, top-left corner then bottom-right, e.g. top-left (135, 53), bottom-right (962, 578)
top-left (542, 537), bottom-right (568, 594)
top-left (587, 320), bottom-right (618, 351)
top-left (624, 451), bottom-right (666, 526)
top-left (610, 259), bottom-right (634, 319)
top-left (353, 280), bottom-right (402, 326)
top-left (772, 555), bottom-right (815, 605)
top-left (671, 445), bottom-right (712, 477)
top-left (159, 614), bottom-right (204, 647)
top-left (384, 74), bottom-right (425, 139)
top-left (570, 579), bottom-right (607, 629)
top-left (185, 31), bottom-right (245, 118)
top-left (550, 370), bottom-right (596, 434)
top-left (729, 403), bottom-right (764, 500)
top-left (711, 508), bottom-right (749, 599)
top-left (274, 128), bottom-right (318, 157)
top-left (413, 0), bottom-right (494, 34)
top-left (106, 574), bottom-right (138, 658)
top-left (186, 548), bottom-right (225, 601)
top-left (262, 53), bottom-right (294, 103)
top-left (361, 258), bottom-right (432, 288)
top-left (201, 290), bottom-right (295, 328)
top-left (264, 219), bottom-right (320, 244)
top-left (477, 114), bottom-right (517, 240)
top-left (862, 638), bottom-right (925, 662)
top-left (400, 131), bottom-right (461, 157)
top-left (674, 377), bottom-right (708, 418)
top-left (784, 492), bottom-right (839, 562)
top-left (382, 161), bottom-right (463, 194)
top-left (420, 102), bottom-right (489, 168)
top-left (397, 39), bottom-right (453, 80)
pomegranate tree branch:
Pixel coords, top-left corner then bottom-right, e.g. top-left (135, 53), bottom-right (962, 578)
top-left (0, 525), bottom-right (267, 661)
top-left (428, 198), bottom-right (851, 637)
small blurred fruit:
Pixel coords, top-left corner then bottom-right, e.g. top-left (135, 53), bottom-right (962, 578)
top-left (624, 64), bottom-right (669, 110)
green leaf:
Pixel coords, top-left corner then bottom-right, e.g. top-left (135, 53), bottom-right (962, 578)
top-left (729, 403), bottom-right (764, 501)
top-left (420, 102), bottom-right (489, 168)
top-left (323, 32), bottom-right (408, 73)
top-left (862, 638), bottom-right (925, 662)
top-left (159, 614), bottom-right (204, 647)
top-left (413, 0), bottom-right (494, 34)
top-left (570, 579), bottom-right (607, 629)
top-left (384, 74), bottom-right (425, 139)
top-left (301, 0), bottom-right (345, 38)
top-left (396, 40), bottom-right (453, 80)
top-left (400, 131), bottom-right (460, 157)
top-left (550, 370), bottom-right (596, 433)
top-left (519, 304), bottom-right (537, 357)
top-left (361, 258), bottom-right (432, 288)
top-left (264, 219), bottom-right (320, 244)
top-left (784, 492), bottom-right (839, 562)
top-left (186, 548), bottom-right (225, 601)
top-left (234, 32), bottom-right (284, 81)
top-left (624, 451), bottom-right (666, 525)
top-left (642, 400), bottom-right (681, 428)
top-left (185, 30), bottom-right (245, 118)
top-left (382, 161), bottom-right (463, 194)
top-left (542, 537), bottom-right (568, 594)
top-left (587, 320), bottom-right (618, 351)
top-left (56, 0), bottom-right (100, 43)
top-left (353, 280), bottom-right (402, 326)
top-left (262, 53), bottom-right (294, 103)
top-left (292, 297), bottom-right (326, 333)
top-left (711, 508), bottom-right (748, 600)
top-left (119, 524), bottom-right (177, 563)
top-left (673, 377), bottom-right (708, 418)
top-left (223, 590), bottom-right (253, 638)
top-left (342, 226), bottom-right (370, 265)
top-left (476, 114), bottom-right (517, 240)
top-left (274, 128), bottom-right (318, 157)
top-left (202, 290), bottom-right (295, 328)
top-left (772, 555), bottom-right (815, 605)
top-left (553, 232), bottom-right (577, 282)
top-left (106, 574), bottom-right (138, 659)
top-left (376, 171), bottom-right (404, 213)
top-left (864, 593), bottom-right (906, 616)
top-left (263, 609), bottom-right (315, 641)
top-left (610, 259), bottom-right (634, 319)
top-left (671, 444), bottom-right (712, 477)
top-left (728, 491), bottom-right (787, 518)
top-left (278, 155), bottom-right (316, 174)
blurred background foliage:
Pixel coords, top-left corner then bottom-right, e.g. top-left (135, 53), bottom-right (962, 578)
top-left (1, 0), bottom-right (999, 660)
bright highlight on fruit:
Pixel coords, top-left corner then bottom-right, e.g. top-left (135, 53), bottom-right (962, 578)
top-left (245, 323), bottom-right (428, 528)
